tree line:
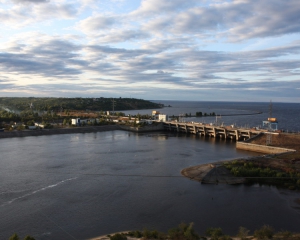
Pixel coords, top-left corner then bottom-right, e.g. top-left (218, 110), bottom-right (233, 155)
top-left (107, 222), bottom-right (297, 240)
top-left (8, 222), bottom-right (298, 240)
top-left (0, 97), bottom-right (162, 112)
top-left (224, 160), bottom-right (300, 190)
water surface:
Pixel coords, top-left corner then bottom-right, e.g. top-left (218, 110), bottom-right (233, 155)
top-left (1, 130), bottom-right (299, 240)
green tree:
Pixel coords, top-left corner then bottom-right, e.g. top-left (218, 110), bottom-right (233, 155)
top-left (236, 227), bottom-right (249, 240)
top-left (254, 225), bottom-right (274, 239)
top-left (9, 233), bottom-right (19, 240)
top-left (24, 236), bottom-right (35, 240)
top-left (26, 120), bottom-right (35, 126)
top-left (109, 233), bottom-right (127, 240)
top-left (63, 118), bottom-right (68, 125)
top-left (168, 222), bottom-right (199, 240)
top-left (205, 227), bottom-right (223, 240)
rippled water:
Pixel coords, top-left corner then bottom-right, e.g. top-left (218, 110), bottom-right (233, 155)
top-left (1, 101), bottom-right (300, 239)
top-left (1, 130), bottom-right (300, 240)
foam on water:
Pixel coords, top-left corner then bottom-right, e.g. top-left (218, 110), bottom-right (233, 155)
top-left (1, 177), bottom-right (77, 207)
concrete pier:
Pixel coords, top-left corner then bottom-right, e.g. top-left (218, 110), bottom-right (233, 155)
top-left (163, 122), bottom-right (261, 141)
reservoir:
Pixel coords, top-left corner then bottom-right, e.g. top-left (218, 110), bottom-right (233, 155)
top-left (1, 130), bottom-right (300, 240)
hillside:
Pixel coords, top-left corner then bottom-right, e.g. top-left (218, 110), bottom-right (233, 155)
top-left (0, 97), bottom-right (162, 112)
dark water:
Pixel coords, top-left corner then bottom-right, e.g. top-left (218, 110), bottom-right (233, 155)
top-left (1, 102), bottom-right (300, 240)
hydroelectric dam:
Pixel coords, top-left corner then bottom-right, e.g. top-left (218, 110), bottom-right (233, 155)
top-left (162, 121), bottom-right (262, 141)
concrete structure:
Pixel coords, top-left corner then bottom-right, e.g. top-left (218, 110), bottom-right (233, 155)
top-left (152, 110), bottom-right (160, 120)
top-left (263, 117), bottom-right (278, 130)
top-left (35, 123), bottom-right (45, 129)
top-left (162, 121), bottom-right (261, 141)
top-left (158, 114), bottom-right (168, 122)
top-left (236, 142), bottom-right (296, 154)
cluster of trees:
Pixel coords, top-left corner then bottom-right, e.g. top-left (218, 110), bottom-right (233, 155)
top-left (0, 110), bottom-right (20, 122)
top-left (224, 160), bottom-right (300, 190)
top-left (195, 112), bottom-right (216, 117)
top-left (107, 223), bottom-right (295, 240)
top-left (0, 109), bottom-right (60, 123)
top-left (0, 97), bottom-right (161, 112)
top-left (8, 223), bottom-right (297, 240)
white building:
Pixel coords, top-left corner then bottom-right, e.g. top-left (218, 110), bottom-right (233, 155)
top-left (71, 118), bottom-right (81, 126)
top-left (158, 114), bottom-right (168, 122)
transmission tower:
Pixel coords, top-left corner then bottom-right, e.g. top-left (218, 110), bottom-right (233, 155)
top-left (112, 98), bottom-right (116, 114)
top-left (266, 100), bottom-right (273, 145)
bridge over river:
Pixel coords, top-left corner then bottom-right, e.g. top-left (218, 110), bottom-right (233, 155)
top-left (162, 121), bottom-right (263, 141)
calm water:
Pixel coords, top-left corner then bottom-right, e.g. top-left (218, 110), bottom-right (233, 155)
top-left (1, 101), bottom-right (300, 240)
top-left (124, 101), bottom-right (300, 132)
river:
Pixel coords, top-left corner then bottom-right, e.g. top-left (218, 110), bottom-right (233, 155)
top-left (0, 101), bottom-right (300, 239)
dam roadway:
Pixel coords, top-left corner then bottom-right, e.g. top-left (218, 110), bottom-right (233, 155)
top-left (162, 121), bottom-right (262, 141)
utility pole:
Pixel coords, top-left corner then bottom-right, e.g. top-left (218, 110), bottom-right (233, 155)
top-left (112, 98), bottom-right (116, 115)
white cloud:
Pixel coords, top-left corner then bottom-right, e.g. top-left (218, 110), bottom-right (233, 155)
top-left (0, 0), bottom-right (300, 101)
top-left (11, 0), bottom-right (49, 4)
top-left (77, 14), bottom-right (117, 32)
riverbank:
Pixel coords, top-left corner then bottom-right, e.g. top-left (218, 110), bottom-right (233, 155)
top-left (88, 226), bottom-right (300, 240)
top-left (181, 133), bottom-right (300, 188)
top-left (0, 123), bottom-right (166, 138)
top-left (0, 125), bottom-right (121, 138)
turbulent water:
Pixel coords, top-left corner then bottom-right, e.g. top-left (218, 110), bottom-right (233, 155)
top-left (0, 101), bottom-right (300, 240)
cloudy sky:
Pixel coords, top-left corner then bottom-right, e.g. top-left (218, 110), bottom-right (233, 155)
top-left (0, 0), bottom-right (300, 102)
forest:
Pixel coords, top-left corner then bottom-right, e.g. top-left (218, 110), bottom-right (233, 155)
top-left (0, 97), bottom-right (162, 112)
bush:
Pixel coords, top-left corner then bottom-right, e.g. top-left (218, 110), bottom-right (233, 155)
top-left (168, 222), bottom-right (199, 240)
top-left (109, 233), bottom-right (127, 240)
top-left (205, 228), bottom-right (223, 240)
top-left (275, 230), bottom-right (292, 238)
top-left (236, 227), bottom-right (249, 240)
top-left (219, 236), bottom-right (232, 240)
top-left (9, 234), bottom-right (19, 240)
top-left (8, 234), bottom-right (35, 240)
top-left (254, 225), bottom-right (274, 239)
top-left (24, 236), bottom-right (35, 240)
top-left (127, 231), bottom-right (142, 238)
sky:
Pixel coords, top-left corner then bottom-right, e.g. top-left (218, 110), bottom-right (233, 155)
top-left (0, 0), bottom-right (300, 102)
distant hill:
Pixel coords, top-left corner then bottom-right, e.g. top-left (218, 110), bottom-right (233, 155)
top-left (0, 97), bottom-right (162, 112)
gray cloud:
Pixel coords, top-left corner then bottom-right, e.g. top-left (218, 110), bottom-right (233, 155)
top-left (0, 39), bottom-right (84, 77)
top-left (138, 0), bottom-right (300, 41)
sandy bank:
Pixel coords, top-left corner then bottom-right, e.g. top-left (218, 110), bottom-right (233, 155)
top-left (181, 161), bottom-right (246, 184)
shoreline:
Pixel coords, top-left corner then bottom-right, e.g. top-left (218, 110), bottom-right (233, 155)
top-left (0, 125), bottom-right (122, 138)
top-left (0, 123), bottom-right (166, 139)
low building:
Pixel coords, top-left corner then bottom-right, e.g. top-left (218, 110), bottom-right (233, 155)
top-left (158, 114), bottom-right (168, 122)
top-left (72, 118), bottom-right (81, 126)
top-left (35, 123), bottom-right (45, 129)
